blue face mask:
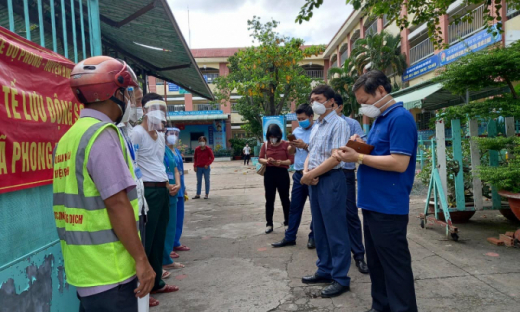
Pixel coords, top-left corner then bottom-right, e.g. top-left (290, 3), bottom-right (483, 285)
top-left (298, 118), bottom-right (311, 129)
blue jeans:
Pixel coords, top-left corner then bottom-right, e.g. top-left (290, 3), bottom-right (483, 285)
top-left (174, 196), bottom-right (185, 248)
top-left (343, 169), bottom-right (366, 260)
top-left (309, 169), bottom-right (351, 287)
top-left (162, 195), bottom-right (178, 265)
top-left (196, 166), bottom-right (211, 195)
top-left (285, 171), bottom-right (313, 242)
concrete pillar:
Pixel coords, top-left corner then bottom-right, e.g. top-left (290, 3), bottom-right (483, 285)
top-left (363, 116), bottom-right (370, 134)
top-left (436, 14), bottom-right (449, 53)
top-left (336, 45), bottom-right (341, 67)
top-left (324, 59), bottom-right (329, 82)
top-left (222, 100), bottom-right (231, 114)
top-left (148, 76), bottom-right (157, 93)
top-left (219, 62), bottom-right (229, 76)
top-left (347, 33), bottom-right (352, 55)
top-left (489, 0), bottom-right (507, 46)
top-left (360, 17), bottom-right (365, 39)
top-left (377, 17), bottom-right (384, 33)
top-left (290, 101), bottom-right (298, 131)
top-left (184, 93), bottom-right (193, 111)
top-left (400, 4), bottom-right (410, 65)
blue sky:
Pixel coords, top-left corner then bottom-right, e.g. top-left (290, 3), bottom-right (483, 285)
top-left (167, 0), bottom-right (353, 49)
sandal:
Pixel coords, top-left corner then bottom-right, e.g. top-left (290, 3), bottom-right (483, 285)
top-left (149, 296), bottom-right (159, 307)
top-left (170, 251), bottom-right (180, 259)
top-left (173, 245), bottom-right (191, 252)
top-left (163, 262), bottom-right (185, 269)
top-left (152, 284), bottom-right (179, 294)
top-left (192, 195), bottom-right (201, 199)
top-left (162, 270), bottom-right (171, 279)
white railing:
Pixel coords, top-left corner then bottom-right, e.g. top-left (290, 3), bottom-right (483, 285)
top-left (383, 14), bottom-right (389, 26)
top-left (340, 49), bottom-right (349, 65)
top-left (203, 73), bottom-right (219, 84)
top-left (410, 37), bottom-right (435, 64)
top-left (507, 3), bottom-right (520, 18)
top-left (448, 5), bottom-right (485, 44)
top-left (366, 21), bottom-right (378, 36)
top-left (168, 105), bottom-right (185, 112)
top-left (305, 70), bottom-right (324, 79)
top-left (195, 104), bottom-right (221, 111)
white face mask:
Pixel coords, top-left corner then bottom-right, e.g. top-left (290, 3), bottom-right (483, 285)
top-left (312, 99), bottom-right (330, 115)
top-left (270, 138), bottom-right (278, 144)
top-left (120, 100), bottom-right (132, 124)
top-left (136, 108), bottom-right (144, 120)
top-left (359, 94), bottom-right (393, 118)
top-left (167, 135), bottom-right (178, 146)
top-left (199, 141), bottom-right (206, 147)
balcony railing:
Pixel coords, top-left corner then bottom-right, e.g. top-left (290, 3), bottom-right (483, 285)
top-left (195, 104), bottom-right (221, 111)
top-left (383, 14), bottom-right (389, 26)
top-left (305, 70), bottom-right (324, 79)
top-left (168, 105), bottom-right (185, 113)
top-left (448, 5), bottom-right (485, 44)
top-left (507, 3), bottom-right (520, 18)
top-left (203, 73), bottom-right (219, 84)
top-left (366, 21), bottom-right (378, 36)
top-left (410, 37), bottom-right (434, 64)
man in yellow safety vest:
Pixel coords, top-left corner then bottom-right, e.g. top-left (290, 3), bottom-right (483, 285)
top-left (53, 56), bottom-right (155, 312)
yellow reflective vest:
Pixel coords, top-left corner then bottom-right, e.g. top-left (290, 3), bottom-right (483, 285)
top-left (53, 117), bottom-right (139, 287)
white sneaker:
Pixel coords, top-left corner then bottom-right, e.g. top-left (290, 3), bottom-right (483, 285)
top-left (265, 226), bottom-right (273, 234)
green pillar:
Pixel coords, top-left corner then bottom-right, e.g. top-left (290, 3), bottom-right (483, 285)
top-left (488, 120), bottom-right (501, 209)
top-left (451, 119), bottom-right (465, 211)
top-left (88, 0), bottom-right (102, 56)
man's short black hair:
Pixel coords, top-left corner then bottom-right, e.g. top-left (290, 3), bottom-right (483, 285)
top-left (295, 104), bottom-right (313, 117)
top-left (334, 93), bottom-right (343, 106)
top-left (353, 70), bottom-right (392, 95)
top-left (311, 84), bottom-right (335, 100)
top-left (142, 92), bottom-right (165, 107)
top-left (266, 124), bottom-right (283, 141)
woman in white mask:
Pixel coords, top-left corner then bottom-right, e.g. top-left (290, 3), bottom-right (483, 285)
top-left (258, 124), bottom-right (294, 234)
top-left (192, 136), bottom-right (214, 199)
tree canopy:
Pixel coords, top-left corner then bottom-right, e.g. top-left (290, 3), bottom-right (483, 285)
top-left (213, 17), bottom-right (324, 140)
top-left (296, 0), bottom-right (520, 49)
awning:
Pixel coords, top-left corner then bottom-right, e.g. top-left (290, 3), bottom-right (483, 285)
top-left (167, 114), bottom-right (228, 121)
top-left (98, 0), bottom-right (214, 100)
top-left (391, 81), bottom-right (510, 111)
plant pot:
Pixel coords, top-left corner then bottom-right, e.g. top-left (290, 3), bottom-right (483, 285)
top-left (428, 202), bottom-right (476, 223)
top-left (499, 209), bottom-right (520, 223)
top-left (234, 156), bottom-right (242, 160)
top-left (497, 190), bottom-right (520, 221)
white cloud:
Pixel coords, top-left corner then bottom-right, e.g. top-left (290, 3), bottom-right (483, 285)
top-left (167, 0), bottom-right (353, 49)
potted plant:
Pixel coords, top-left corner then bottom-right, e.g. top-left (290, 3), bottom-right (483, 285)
top-left (475, 136), bottom-right (520, 220)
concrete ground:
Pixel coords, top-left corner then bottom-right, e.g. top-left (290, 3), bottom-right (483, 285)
top-left (155, 161), bottom-right (520, 312)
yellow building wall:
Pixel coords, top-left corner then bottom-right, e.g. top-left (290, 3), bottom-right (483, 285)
top-left (384, 21), bottom-right (401, 36)
top-left (408, 71), bottom-right (436, 87)
top-left (196, 62), bottom-right (221, 69)
top-left (231, 113), bottom-right (245, 123)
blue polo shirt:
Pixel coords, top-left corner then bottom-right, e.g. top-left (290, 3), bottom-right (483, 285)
top-left (292, 123), bottom-right (316, 171)
top-left (357, 103), bottom-right (417, 215)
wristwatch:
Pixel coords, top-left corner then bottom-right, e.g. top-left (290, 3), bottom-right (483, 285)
top-left (357, 153), bottom-right (364, 165)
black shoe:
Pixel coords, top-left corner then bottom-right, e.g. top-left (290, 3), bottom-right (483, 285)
top-left (321, 281), bottom-right (350, 298)
top-left (355, 259), bottom-right (369, 274)
top-left (265, 226), bottom-right (273, 234)
top-left (307, 237), bottom-right (316, 249)
top-left (302, 274), bottom-right (333, 284)
top-left (365, 309), bottom-right (381, 312)
top-left (271, 238), bottom-right (296, 248)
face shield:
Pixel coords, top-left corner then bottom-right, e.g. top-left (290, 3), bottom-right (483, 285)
top-left (144, 100), bottom-right (167, 131)
top-left (165, 127), bottom-right (180, 146)
top-left (121, 87), bottom-right (137, 125)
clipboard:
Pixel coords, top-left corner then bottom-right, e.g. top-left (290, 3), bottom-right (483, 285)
top-left (346, 140), bottom-right (374, 155)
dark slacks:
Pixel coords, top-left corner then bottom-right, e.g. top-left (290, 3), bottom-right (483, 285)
top-left (343, 169), bottom-right (366, 260)
top-left (285, 171), bottom-right (313, 242)
top-left (78, 278), bottom-right (138, 312)
top-left (309, 169), bottom-right (351, 286)
top-left (363, 209), bottom-right (418, 312)
top-left (264, 166), bottom-right (290, 227)
top-left (244, 154), bottom-right (251, 165)
top-left (144, 185), bottom-right (170, 291)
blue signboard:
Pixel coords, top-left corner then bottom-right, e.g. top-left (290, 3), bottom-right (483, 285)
top-left (262, 116), bottom-right (287, 142)
top-left (168, 82), bottom-right (179, 92)
top-left (440, 27), bottom-right (502, 66)
top-left (203, 75), bottom-right (208, 83)
top-left (402, 54), bottom-right (440, 82)
top-left (168, 110), bottom-right (224, 116)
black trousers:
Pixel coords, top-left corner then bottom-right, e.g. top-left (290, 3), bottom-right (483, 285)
top-left (78, 278), bottom-right (138, 312)
top-left (363, 209), bottom-right (418, 312)
top-left (264, 166), bottom-right (290, 226)
top-left (144, 186), bottom-right (170, 291)
top-left (244, 154), bottom-right (251, 165)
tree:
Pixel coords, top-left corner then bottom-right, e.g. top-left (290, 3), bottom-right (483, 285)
top-left (214, 17), bottom-right (325, 140)
top-left (328, 57), bottom-right (359, 116)
top-left (295, 0), bottom-right (520, 49)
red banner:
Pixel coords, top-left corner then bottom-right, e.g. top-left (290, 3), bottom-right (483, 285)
top-left (0, 27), bottom-right (83, 194)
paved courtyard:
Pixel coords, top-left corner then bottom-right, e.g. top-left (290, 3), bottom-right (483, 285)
top-left (155, 161), bottom-right (520, 312)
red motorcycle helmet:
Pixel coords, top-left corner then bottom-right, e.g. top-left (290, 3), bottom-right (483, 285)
top-left (70, 56), bottom-right (139, 104)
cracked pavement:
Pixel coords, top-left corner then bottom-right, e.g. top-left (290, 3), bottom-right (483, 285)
top-left (154, 162), bottom-right (520, 312)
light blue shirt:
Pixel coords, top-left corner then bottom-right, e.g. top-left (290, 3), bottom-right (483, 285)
top-left (341, 115), bottom-right (365, 170)
top-left (308, 112), bottom-right (349, 170)
top-left (292, 123), bottom-right (316, 171)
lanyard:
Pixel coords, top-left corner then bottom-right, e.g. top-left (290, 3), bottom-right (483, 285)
top-left (120, 128), bottom-right (135, 161)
